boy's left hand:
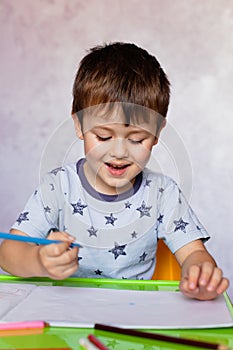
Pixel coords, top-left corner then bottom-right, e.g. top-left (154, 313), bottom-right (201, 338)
top-left (175, 240), bottom-right (229, 300)
top-left (179, 262), bottom-right (229, 300)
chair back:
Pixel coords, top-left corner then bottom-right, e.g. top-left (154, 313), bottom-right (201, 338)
top-left (152, 240), bottom-right (181, 280)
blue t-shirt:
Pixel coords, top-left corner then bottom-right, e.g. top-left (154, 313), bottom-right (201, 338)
top-left (12, 158), bottom-right (209, 279)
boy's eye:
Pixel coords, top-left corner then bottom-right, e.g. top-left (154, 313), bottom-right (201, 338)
top-left (129, 139), bottom-right (144, 144)
top-left (96, 135), bottom-right (111, 141)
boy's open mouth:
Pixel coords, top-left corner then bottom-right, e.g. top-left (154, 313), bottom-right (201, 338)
top-left (105, 162), bottom-right (130, 170)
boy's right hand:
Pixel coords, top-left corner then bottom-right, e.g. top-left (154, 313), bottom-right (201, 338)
top-left (38, 231), bottom-right (79, 280)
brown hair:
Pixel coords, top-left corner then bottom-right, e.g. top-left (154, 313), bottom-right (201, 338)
top-left (72, 42), bottom-right (170, 125)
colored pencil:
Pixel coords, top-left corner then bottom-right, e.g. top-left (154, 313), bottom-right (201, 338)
top-left (88, 334), bottom-right (109, 350)
top-left (0, 328), bottom-right (44, 337)
top-left (0, 232), bottom-right (82, 248)
top-left (0, 320), bottom-right (48, 331)
top-left (94, 324), bottom-right (230, 350)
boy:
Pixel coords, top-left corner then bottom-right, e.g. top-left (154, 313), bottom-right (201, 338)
top-left (0, 42), bottom-right (229, 300)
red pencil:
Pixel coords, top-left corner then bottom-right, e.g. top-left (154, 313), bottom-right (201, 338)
top-left (88, 334), bottom-right (109, 350)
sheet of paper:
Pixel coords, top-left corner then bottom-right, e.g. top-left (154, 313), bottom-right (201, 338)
top-left (1, 285), bottom-right (233, 329)
top-left (0, 283), bottom-right (36, 320)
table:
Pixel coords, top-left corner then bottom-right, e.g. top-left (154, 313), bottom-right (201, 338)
top-left (0, 276), bottom-right (232, 350)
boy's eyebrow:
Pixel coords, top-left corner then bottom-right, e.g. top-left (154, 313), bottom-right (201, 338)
top-left (91, 126), bottom-right (113, 132)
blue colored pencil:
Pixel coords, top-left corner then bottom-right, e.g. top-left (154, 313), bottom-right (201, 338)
top-left (0, 232), bottom-right (82, 248)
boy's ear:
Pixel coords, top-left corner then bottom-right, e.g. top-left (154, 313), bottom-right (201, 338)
top-left (155, 118), bottom-right (167, 142)
top-left (72, 113), bottom-right (84, 140)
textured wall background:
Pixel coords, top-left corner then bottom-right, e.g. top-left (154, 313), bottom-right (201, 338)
top-left (0, 0), bottom-right (232, 299)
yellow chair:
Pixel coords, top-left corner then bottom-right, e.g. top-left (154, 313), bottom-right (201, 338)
top-left (152, 239), bottom-right (181, 280)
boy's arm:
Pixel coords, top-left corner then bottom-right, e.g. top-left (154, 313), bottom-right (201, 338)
top-left (175, 239), bottom-right (229, 300)
top-left (0, 229), bottom-right (79, 279)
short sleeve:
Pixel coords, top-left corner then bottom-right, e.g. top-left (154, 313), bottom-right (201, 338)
top-left (11, 169), bottom-right (64, 238)
top-left (156, 177), bottom-right (210, 253)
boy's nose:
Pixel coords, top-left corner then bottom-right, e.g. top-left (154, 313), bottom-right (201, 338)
top-left (109, 139), bottom-right (129, 158)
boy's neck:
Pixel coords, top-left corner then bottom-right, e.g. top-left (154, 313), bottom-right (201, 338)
top-left (76, 158), bottom-right (142, 202)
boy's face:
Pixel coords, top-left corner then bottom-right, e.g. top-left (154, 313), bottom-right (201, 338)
top-left (73, 105), bottom-right (164, 195)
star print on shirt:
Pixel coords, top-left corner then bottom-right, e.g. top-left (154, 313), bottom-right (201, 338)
top-left (124, 201), bottom-right (132, 209)
top-left (174, 217), bottom-right (189, 233)
top-left (50, 183), bottom-right (55, 191)
top-left (50, 167), bottom-right (65, 175)
top-left (139, 251), bottom-right (147, 263)
top-left (71, 199), bottom-right (87, 215)
top-left (136, 201), bottom-right (152, 218)
top-left (108, 242), bottom-right (127, 259)
top-left (157, 214), bottom-right (164, 224)
top-left (105, 213), bottom-right (117, 225)
top-left (144, 179), bottom-right (152, 187)
top-left (159, 187), bottom-right (164, 194)
top-left (95, 269), bottom-right (102, 275)
top-left (87, 226), bottom-right (98, 237)
top-left (16, 212), bottom-right (29, 225)
top-left (44, 206), bottom-right (51, 214)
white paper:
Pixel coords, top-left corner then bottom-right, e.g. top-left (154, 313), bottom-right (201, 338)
top-left (1, 285), bottom-right (232, 329)
top-left (0, 283), bottom-right (36, 320)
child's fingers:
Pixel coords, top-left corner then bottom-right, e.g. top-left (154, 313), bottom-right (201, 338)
top-left (38, 245), bottom-right (79, 279)
top-left (48, 249), bottom-right (79, 278)
top-left (179, 277), bottom-right (199, 297)
top-left (204, 266), bottom-right (223, 291)
top-left (42, 241), bottom-right (74, 257)
top-left (43, 230), bottom-right (78, 257)
top-left (180, 263), bottom-right (230, 300)
top-left (47, 230), bottom-right (76, 243)
top-left (45, 258), bottom-right (79, 280)
top-left (198, 261), bottom-right (217, 287)
top-left (58, 263), bottom-right (79, 279)
top-left (57, 246), bottom-right (79, 266)
top-left (216, 277), bottom-right (229, 294)
top-left (199, 264), bottom-right (229, 295)
top-left (38, 231), bottom-right (79, 279)
top-left (185, 265), bottom-right (201, 290)
top-left (42, 243), bottom-right (79, 261)
top-left (180, 276), bottom-right (218, 300)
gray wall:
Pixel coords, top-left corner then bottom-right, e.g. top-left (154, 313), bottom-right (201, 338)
top-left (0, 0), bottom-right (232, 299)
